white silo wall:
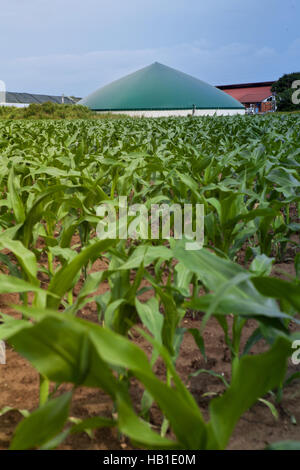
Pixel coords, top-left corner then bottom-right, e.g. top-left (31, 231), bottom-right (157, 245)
top-left (0, 80), bottom-right (6, 105)
top-left (97, 109), bottom-right (245, 117)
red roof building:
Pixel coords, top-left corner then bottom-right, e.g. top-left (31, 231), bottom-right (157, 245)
top-left (216, 81), bottom-right (275, 113)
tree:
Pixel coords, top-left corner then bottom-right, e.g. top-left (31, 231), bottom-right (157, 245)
top-left (271, 72), bottom-right (300, 112)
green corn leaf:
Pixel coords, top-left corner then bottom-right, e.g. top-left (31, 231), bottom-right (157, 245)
top-left (118, 245), bottom-right (172, 271)
top-left (117, 395), bottom-right (181, 450)
top-left (6, 311), bottom-right (120, 396)
top-left (209, 337), bottom-right (291, 449)
top-left (135, 297), bottom-right (163, 343)
top-left (69, 416), bottom-right (116, 434)
top-left (17, 184), bottom-right (72, 247)
top-left (7, 309), bottom-right (208, 449)
top-left (188, 328), bottom-right (207, 361)
top-left (0, 238), bottom-right (38, 285)
top-left (8, 167), bottom-right (25, 224)
top-left (0, 274), bottom-right (51, 295)
top-left (66, 270), bottom-right (106, 315)
top-left (252, 276), bottom-right (300, 312)
top-left (175, 242), bottom-right (291, 321)
top-left (0, 406), bottom-right (29, 419)
top-left (0, 313), bottom-right (31, 340)
top-left (0, 252), bottom-right (21, 278)
top-left (104, 298), bottom-right (126, 330)
top-left (190, 369), bottom-right (229, 388)
top-left (249, 254), bottom-right (275, 276)
top-left (258, 398), bottom-right (278, 420)
top-left (10, 392), bottom-right (72, 450)
top-left (47, 238), bottom-right (114, 308)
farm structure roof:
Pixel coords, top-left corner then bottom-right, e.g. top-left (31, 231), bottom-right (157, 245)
top-left (217, 82), bottom-right (274, 104)
top-left (78, 62), bottom-right (244, 111)
top-left (5, 92), bottom-right (80, 105)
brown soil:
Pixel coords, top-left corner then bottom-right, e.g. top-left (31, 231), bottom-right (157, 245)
top-left (0, 255), bottom-right (300, 450)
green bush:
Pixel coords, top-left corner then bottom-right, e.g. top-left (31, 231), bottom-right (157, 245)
top-left (272, 72), bottom-right (300, 112)
top-left (0, 102), bottom-right (128, 120)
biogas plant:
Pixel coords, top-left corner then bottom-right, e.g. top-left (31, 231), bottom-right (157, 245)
top-left (78, 62), bottom-right (245, 117)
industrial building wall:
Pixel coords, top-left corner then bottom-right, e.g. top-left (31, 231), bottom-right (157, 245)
top-left (0, 103), bottom-right (28, 108)
top-left (98, 109), bottom-right (245, 117)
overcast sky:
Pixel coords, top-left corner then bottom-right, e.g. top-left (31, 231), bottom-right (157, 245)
top-left (1, 0), bottom-right (299, 97)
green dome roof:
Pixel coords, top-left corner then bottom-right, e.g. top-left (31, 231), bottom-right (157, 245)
top-left (79, 62), bottom-right (244, 111)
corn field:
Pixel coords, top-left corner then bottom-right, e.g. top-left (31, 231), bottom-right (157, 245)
top-left (0, 114), bottom-right (300, 450)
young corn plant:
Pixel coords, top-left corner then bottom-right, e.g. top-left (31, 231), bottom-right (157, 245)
top-left (0, 304), bottom-right (296, 450)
